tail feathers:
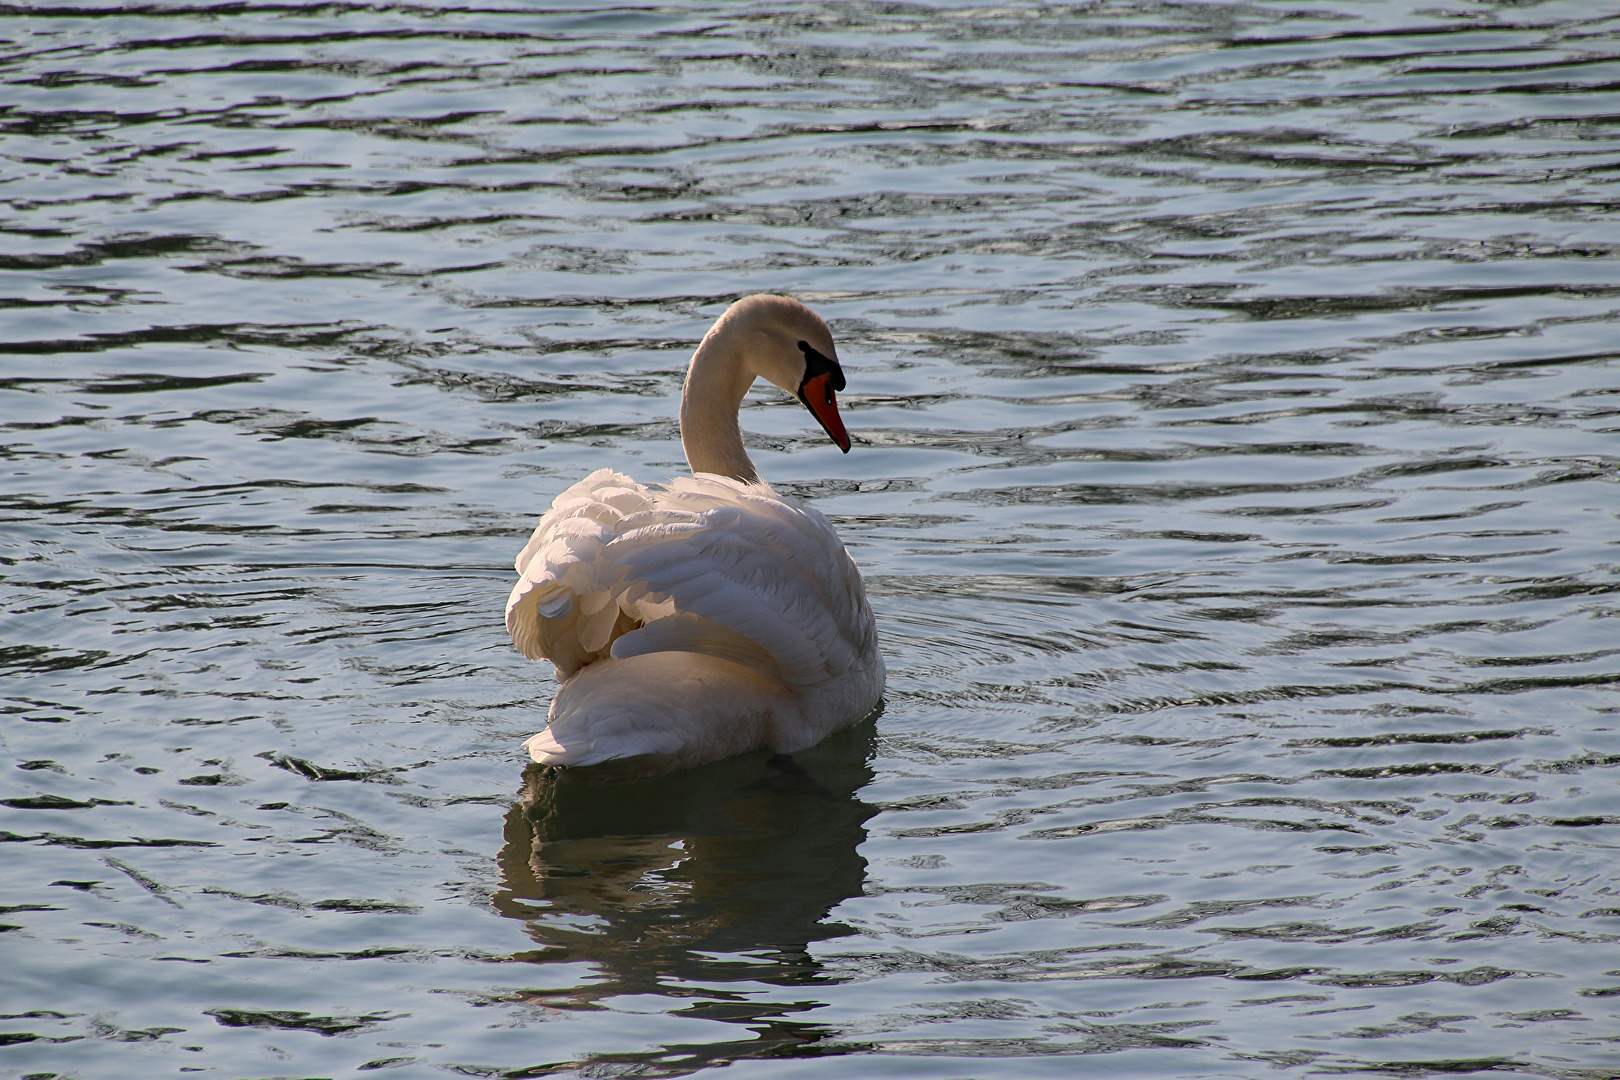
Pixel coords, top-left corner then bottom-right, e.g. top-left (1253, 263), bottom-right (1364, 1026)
top-left (523, 652), bottom-right (791, 773)
top-left (523, 726), bottom-right (685, 767)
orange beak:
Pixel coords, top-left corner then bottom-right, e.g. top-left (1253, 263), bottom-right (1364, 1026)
top-left (798, 372), bottom-right (851, 453)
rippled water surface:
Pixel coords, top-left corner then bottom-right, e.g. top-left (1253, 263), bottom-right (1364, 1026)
top-left (4, 1), bottom-right (1620, 1076)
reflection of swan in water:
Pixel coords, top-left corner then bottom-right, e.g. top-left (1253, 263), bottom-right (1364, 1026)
top-left (493, 722), bottom-right (876, 1042)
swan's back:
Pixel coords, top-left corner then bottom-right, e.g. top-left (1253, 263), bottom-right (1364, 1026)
top-left (505, 468), bottom-right (882, 770)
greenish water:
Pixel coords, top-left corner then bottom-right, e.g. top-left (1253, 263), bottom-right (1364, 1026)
top-left (2, 2), bottom-right (1619, 1077)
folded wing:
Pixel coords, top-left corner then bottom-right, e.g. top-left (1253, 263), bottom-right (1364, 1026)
top-left (505, 469), bottom-right (876, 688)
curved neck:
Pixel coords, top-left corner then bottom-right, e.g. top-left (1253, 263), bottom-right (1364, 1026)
top-left (680, 330), bottom-right (760, 484)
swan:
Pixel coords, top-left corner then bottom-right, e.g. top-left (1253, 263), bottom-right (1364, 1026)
top-left (504, 294), bottom-right (884, 775)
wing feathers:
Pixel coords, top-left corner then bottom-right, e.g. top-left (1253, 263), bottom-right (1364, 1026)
top-left (505, 468), bottom-right (873, 686)
top-left (609, 611), bottom-right (782, 681)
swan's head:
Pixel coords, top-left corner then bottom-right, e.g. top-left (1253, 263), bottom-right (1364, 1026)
top-left (714, 294), bottom-right (851, 453)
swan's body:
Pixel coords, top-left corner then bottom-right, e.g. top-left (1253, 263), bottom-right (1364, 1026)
top-left (505, 295), bottom-right (884, 774)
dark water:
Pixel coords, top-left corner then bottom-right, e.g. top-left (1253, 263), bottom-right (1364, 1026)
top-left (3, 2), bottom-right (1619, 1077)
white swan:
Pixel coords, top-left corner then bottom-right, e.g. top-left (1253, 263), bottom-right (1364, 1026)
top-left (505, 295), bottom-right (884, 775)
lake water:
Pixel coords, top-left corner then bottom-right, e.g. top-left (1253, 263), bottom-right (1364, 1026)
top-left (3, 2), bottom-right (1619, 1077)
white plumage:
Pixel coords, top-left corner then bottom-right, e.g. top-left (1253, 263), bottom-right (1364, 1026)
top-left (505, 296), bottom-right (884, 774)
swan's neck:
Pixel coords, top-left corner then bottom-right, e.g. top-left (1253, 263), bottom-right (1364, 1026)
top-left (680, 329), bottom-right (760, 484)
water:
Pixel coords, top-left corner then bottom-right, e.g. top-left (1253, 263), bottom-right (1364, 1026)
top-left (3, 1), bottom-right (1619, 1077)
